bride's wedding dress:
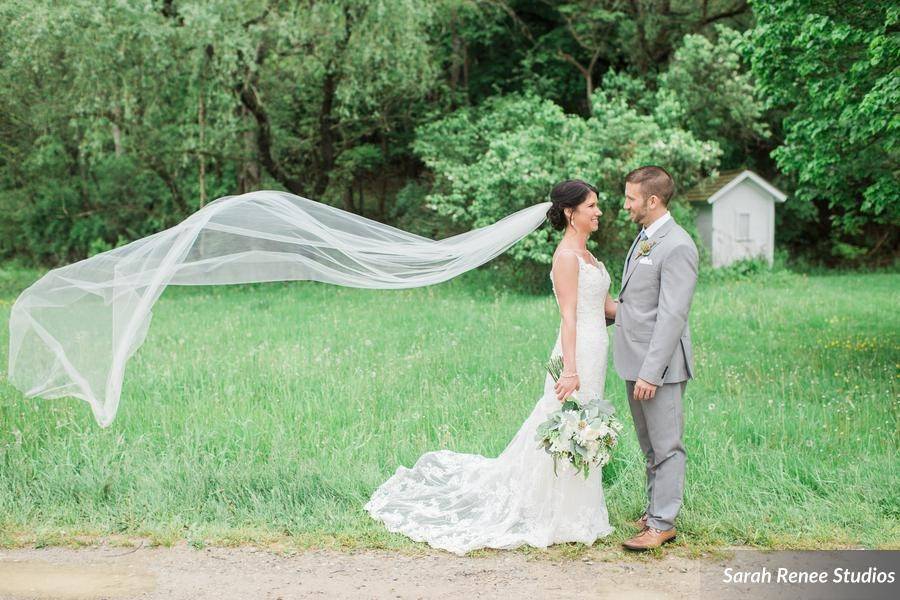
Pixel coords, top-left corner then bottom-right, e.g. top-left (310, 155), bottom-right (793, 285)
top-left (364, 251), bottom-right (614, 555)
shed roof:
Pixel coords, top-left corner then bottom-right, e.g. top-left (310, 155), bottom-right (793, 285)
top-left (684, 169), bottom-right (787, 204)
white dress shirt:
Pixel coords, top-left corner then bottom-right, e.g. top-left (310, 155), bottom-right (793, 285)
top-left (641, 210), bottom-right (672, 239)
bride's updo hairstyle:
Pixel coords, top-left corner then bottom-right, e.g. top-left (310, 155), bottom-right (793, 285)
top-left (546, 179), bottom-right (599, 231)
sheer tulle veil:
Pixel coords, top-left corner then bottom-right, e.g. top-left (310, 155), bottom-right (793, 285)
top-left (7, 190), bottom-right (553, 426)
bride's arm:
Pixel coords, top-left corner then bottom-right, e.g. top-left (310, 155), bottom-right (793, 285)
top-left (551, 253), bottom-right (580, 401)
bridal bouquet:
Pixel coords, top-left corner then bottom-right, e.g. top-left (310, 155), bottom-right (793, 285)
top-left (536, 356), bottom-right (624, 479)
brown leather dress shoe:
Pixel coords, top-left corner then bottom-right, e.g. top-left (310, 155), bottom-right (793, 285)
top-left (622, 526), bottom-right (676, 550)
top-left (631, 513), bottom-right (648, 529)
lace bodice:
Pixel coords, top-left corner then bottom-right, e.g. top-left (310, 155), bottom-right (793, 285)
top-left (550, 250), bottom-right (611, 316)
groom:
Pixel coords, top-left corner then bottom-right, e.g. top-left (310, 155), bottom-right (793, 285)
top-left (606, 166), bottom-right (699, 551)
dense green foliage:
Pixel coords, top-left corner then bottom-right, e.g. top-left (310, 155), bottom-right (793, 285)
top-left (1, 266), bottom-right (897, 549)
top-left (748, 0), bottom-right (899, 262)
top-left (0, 1), bottom-right (895, 269)
top-left (414, 92), bottom-right (718, 263)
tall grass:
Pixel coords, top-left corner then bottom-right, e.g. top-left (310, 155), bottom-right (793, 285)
top-left (0, 264), bottom-right (897, 550)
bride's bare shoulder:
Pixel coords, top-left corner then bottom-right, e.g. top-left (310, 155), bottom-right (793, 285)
top-left (551, 250), bottom-right (580, 280)
top-left (552, 248), bottom-right (580, 263)
top-left (554, 247), bottom-right (600, 268)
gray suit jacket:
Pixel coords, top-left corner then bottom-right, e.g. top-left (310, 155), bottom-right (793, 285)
top-left (608, 218), bottom-right (699, 386)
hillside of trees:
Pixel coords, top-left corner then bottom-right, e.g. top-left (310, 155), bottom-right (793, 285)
top-left (0, 0), bottom-right (896, 270)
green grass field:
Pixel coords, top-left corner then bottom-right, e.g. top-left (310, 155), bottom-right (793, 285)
top-left (0, 264), bottom-right (897, 552)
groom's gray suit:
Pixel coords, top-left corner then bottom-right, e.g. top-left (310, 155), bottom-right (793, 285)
top-left (608, 215), bottom-right (699, 531)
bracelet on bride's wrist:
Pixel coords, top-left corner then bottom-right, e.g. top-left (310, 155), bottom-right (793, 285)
top-left (560, 372), bottom-right (578, 379)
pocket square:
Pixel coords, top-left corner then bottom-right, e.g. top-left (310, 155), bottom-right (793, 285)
top-left (639, 257), bottom-right (653, 265)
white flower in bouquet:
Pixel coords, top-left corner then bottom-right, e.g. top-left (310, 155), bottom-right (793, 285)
top-left (549, 436), bottom-right (568, 454)
top-left (559, 410), bottom-right (581, 439)
top-left (580, 421), bottom-right (605, 442)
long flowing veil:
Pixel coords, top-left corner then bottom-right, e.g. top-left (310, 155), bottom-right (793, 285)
top-left (7, 190), bottom-right (552, 427)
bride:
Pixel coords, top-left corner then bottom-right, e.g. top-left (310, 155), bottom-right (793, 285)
top-left (364, 180), bottom-right (619, 555)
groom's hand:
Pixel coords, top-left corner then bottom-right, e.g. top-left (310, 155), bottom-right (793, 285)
top-left (633, 378), bottom-right (657, 401)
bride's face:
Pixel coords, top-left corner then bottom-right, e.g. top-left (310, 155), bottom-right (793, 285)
top-left (565, 191), bottom-right (602, 233)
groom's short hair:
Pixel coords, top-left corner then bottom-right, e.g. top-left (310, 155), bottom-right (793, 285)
top-left (625, 166), bottom-right (675, 206)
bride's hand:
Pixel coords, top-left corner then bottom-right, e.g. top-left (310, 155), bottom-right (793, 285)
top-left (554, 374), bottom-right (580, 402)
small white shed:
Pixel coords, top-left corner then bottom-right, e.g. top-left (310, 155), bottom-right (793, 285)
top-left (685, 169), bottom-right (787, 267)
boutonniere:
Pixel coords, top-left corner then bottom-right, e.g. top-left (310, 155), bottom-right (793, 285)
top-left (636, 240), bottom-right (658, 258)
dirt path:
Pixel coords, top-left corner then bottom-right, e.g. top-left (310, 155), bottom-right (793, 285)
top-left (0, 543), bottom-right (713, 599)
top-left (0, 543), bottom-right (879, 600)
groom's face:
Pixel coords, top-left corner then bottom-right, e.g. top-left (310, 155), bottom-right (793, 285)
top-left (623, 182), bottom-right (650, 226)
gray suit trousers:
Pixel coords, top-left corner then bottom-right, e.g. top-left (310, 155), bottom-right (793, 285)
top-left (626, 379), bottom-right (686, 531)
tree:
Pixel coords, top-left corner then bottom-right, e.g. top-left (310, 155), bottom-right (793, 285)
top-left (0, 0), bottom-right (449, 262)
top-left (507, 0), bottom-right (754, 115)
top-left (0, 1), bottom-right (211, 262)
top-left (748, 0), bottom-right (899, 262)
top-left (414, 92), bottom-right (720, 269)
top-left (658, 25), bottom-right (770, 167)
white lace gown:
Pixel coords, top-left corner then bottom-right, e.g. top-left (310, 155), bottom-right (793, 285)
top-left (364, 253), bottom-right (614, 555)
